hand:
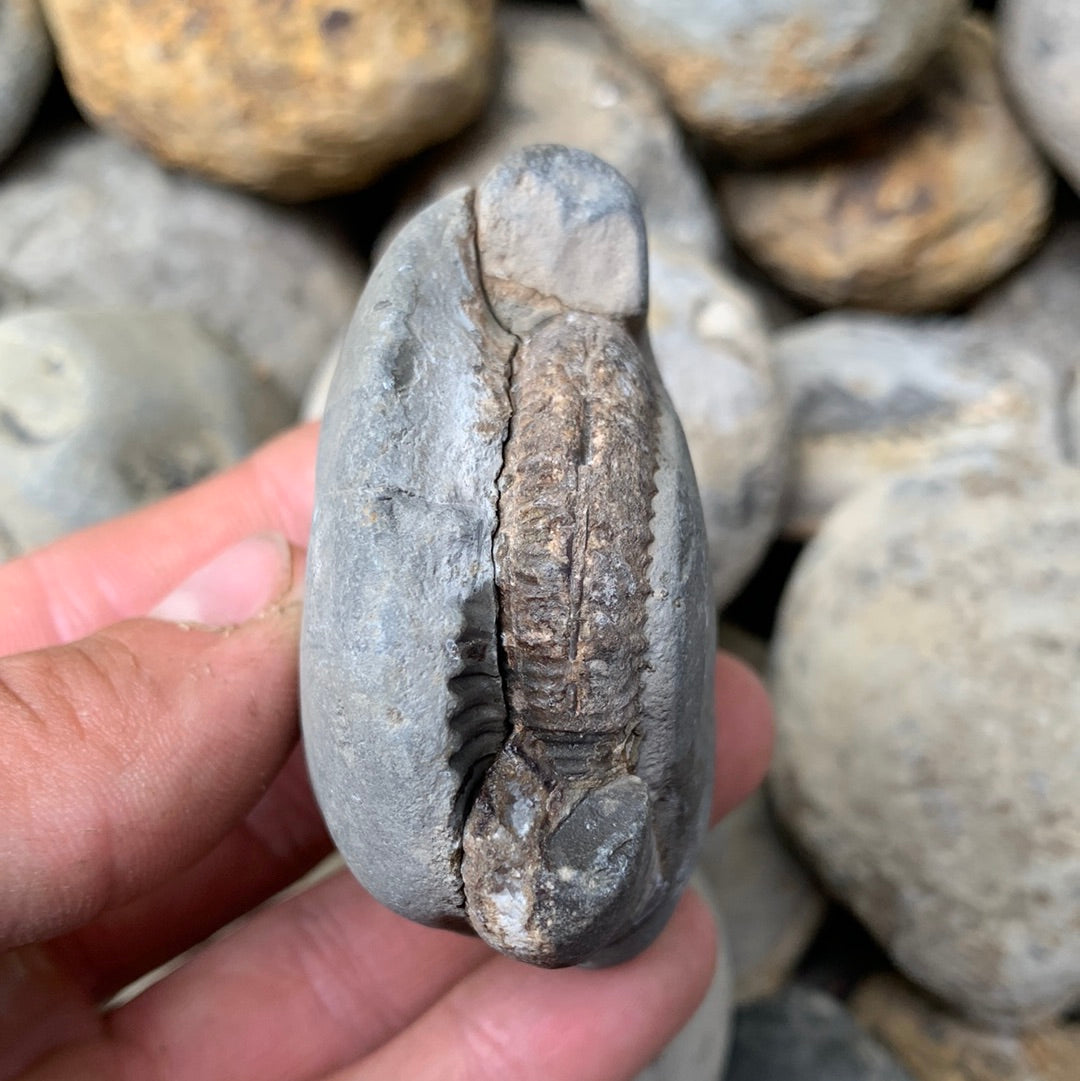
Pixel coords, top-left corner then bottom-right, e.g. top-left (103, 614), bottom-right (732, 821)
top-left (0, 422), bottom-right (773, 1081)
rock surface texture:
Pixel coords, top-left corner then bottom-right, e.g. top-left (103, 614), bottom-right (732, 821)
top-left (40, 0), bottom-right (496, 200)
top-left (0, 0), bottom-right (53, 164)
top-left (771, 460), bottom-right (1080, 1027)
top-left (773, 311), bottom-right (1064, 536)
top-left (701, 789), bottom-right (827, 1003)
top-left (0, 308), bottom-right (290, 557)
top-left (0, 128), bottom-right (364, 405)
top-left (302, 146), bottom-right (714, 968)
top-left (852, 973), bottom-right (1080, 1081)
top-left (584, 0), bottom-right (964, 162)
top-left (718, 17), bottom-right (1053, 312)
top-left (648, 241), bottom-right (785, 604)
top-left (725, 985), bottom-right (915, 1081)
top-left (386, 2), bottom-right (722, 259)
top-left (1001, 0), bottom-right (1080, 198)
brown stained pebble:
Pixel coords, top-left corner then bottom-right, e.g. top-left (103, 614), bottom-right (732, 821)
top-left (40, 0), bottom-right (495, 200)
top-left (583, 0), bottom-right (964, 162)
top-left (852, 974), bottom-right (1080, 1081)
top-left (717, 17), bottom-right (1053, 312)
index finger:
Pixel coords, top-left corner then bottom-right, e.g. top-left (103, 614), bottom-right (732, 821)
top-left (0, 422), bottom-right (318, 656)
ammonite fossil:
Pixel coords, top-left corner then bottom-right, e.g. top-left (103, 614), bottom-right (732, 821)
top-left (301, 145), bottom-right (714, 967)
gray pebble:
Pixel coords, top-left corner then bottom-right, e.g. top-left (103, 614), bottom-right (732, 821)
top-left (773, 311), bottom-right (1065, 537)
top-left (0, 308), bottom-right (292, 557)
top-left (637, 875), bottom-right (734, 1081)
top-left (726, 985), bottom-right (915, 1081)
top-left (771, 458), bottom-right (1080, 1027)
top-left (302, 146), bottom-right (713, 967)
top-left (701, 789), bottom-right (827, 1003)
top-left (583, 0), bottom-right (964, 161)
top-left (0, 127), bottom-right (364, 406)
top-left (383, 2), bottom-right (722, 260)
top-left (971, 220), bottom-right (1080, 427)
top-left (1001, 0), bottom-right (1080, 197)
top-left (648, 241), bottom-right (786, 605)
top-left (0, 0), bottom-right (52, 165)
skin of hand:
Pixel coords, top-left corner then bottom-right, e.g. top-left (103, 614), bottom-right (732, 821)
top-left (0, 422), bottom-right (773, 1081)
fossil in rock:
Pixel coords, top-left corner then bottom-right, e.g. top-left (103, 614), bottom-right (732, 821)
top-left (301, 145), bottom-right (714, 967)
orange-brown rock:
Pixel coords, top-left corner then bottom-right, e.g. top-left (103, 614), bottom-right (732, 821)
top-left (717, 17), bottom-right (1052, 312)
top-left (40, 0), bottom-right (495, 200)
top-left (852, 974), bottom-right (1080, 1081)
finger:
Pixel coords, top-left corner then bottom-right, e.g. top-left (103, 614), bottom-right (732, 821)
top-left (0, 422), bottom-right (318, 656)
top-left (339, 888), bottom-right (717, 1081)
top-left (0, 541), bottom-right (303, 949)
top-left (53, 649), bottom-right (767, 1001)
top-left (711, 651), bottom-right (774, 826)
top-left (22, 873), bottom-right (493, 1081)
top-left (50, 745), bottom-right (332, 1002)
top-left (1, 749), bottom-right (332, 1077)
top-left (7, 648), bottom-right (762, 1075)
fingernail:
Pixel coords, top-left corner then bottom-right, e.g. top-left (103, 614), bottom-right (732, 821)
top-left (149, 533), bottom-right (292, 626)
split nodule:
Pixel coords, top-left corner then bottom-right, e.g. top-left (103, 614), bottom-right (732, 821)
top-left (301, 145), bottom-right (714, 967)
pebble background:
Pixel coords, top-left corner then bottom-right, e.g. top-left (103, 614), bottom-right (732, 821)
top-left (2, 0), bottom-right (1078, 1077)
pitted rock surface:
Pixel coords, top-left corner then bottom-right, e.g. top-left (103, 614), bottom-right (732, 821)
top-left (40, 0), bottom-right (496, 200)
top-left (771, 459), bottom-right (1080, 1027)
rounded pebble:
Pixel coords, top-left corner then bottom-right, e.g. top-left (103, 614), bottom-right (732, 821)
top-left (0, 127), bottom-right (364, 406)
top-left (726, 985), bottom-right (915, 1081)
top-left (1001, 0), bottom-right (1080, 198)
top-left (0, 0), bottom-right (53, 165)
top-left (773, 311), bottom-right (1065, 536)
top-left (582, 0), bottom-right (964, 162)
top-left (0, 308), bottom-right (292, 557)
top-left (771, 459), bottom-right (1080, 1027)
top-left (40, 0), bottom-right (496, 200)
top-left (384, 1), bottom-right (723, 259)
top-left (718, 17), bottom-right (1053, 312)
top-left (852, 973), bottom-right (1080, 1081)
top-left (648, 240), bottom-right (787, 604)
